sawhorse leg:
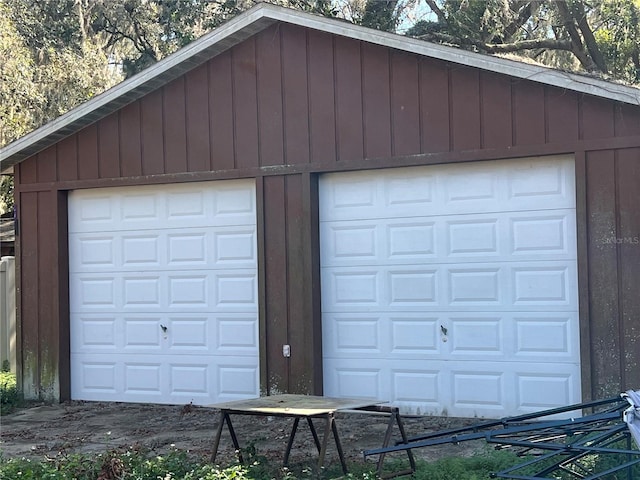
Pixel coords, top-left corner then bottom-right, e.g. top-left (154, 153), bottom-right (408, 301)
top-left (211, 410), bottom-right (243, 464)
top-left (284, 417), bottom-right (323, 466)
top-left (376, 407), bottom-right (416, 478)
top-left (318, 413), bottom-right (348, 474)
top-left (284, 414), bottom-right (348, 474)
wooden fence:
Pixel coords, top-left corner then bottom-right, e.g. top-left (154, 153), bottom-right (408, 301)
top-left (0, 256), bottom-right (16, 372)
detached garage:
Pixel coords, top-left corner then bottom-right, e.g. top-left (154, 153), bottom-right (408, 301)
top-left (1, 3), bottom-right (639, 418)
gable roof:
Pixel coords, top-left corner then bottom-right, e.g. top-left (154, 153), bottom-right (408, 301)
top-left (1, 2), bottom-right (639, 171)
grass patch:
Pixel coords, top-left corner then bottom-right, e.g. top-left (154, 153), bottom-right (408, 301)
top-left (0, 446), bottom-right (528, 480)
top-left (0, 369), bottom-right (21, 415)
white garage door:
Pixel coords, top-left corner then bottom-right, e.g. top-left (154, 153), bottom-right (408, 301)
top-left (320, 156), bottom-right (581, 418)
top-left (69, 180), bottom-right (259, 405)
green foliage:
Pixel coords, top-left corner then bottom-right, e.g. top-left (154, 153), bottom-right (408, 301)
top-left (0, 176), bottom-right (13, 214)
top-left (595, 0), bottom-right (640, 84)
top-left (0, 371), bottom-right (21, 415)
top-left (0, 446), bottom-right (529, 480)
top-left (404, 0), bottom-right (639, 85)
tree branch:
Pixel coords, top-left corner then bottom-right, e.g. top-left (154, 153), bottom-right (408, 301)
top-left (424, 0), bottom-right (447, 24)
top-left (416, 31), bottom-right (573, 54)
top-left (497, 1), bottom-right (540, 42)
top-left (554, 1), bottom-right (599, 71)
top-left (571, 1), bottom-right (608, 72)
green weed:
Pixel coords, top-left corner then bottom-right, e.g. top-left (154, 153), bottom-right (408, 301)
top-left (0, 370), bottom-right (21, 415)
top-left (0, 447), bottom-right (528, 480)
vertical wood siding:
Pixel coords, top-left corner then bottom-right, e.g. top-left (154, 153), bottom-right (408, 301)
top-left (13, 21), bottom-right (640, 402)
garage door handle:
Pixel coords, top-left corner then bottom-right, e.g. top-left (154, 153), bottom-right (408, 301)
top-left (160, 324), bottom-right (168, 333)
top-left (440, 325), bottom-right (448, 336)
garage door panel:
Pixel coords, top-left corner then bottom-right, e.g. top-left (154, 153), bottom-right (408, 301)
top-left (506, 159), bottom-right (575, 209)
top-left (449, 318), bottom-right (502, 355)
top-left (510, 211), bottom-right (576, 257)
top-left (323, 262), bottom-right (576, 313)
top-left (323, 312), bottom-right (441, 358)
top-left (513, 313), bottom-right (578, 360)
top-left (213, 271), bottom-right (258, 310)
top-left (69, 180), bottom-right (259, 405)
top-left (391, 369), bottom-right (442, 407)
top-left (72, 312), bottom-right (258, 357)
top-left (71, 353), bottom-right (259, 404)
top-left (68, 194), bottom-right (118, 233)
top-left (512, 265), bottom-right (576, 306)
top-left (212, 227), bottom-right (257, 266)
top-left (216, 361), bottom-right (260, 401)
top-left (514, 365), bottom-right (580, 415)
top-left (71, 276), bottom-right (118, 310)
top-left (448, 267), bottom-right (502, 305)
top-left (320, 157), bottom-right (575, 224)
top-left (71, 316), bottom-right (120, 352)
top-left (71, 226), bottom-right (257, 274)
top-left (322, 361), bottom-right (383, 400)
top-left (452, 370), bottom-right (506, 412)
top-left (216, 315), bottom-right (259, 354)
top-left (321, 210), bottom-right (576, 268)
top-left (321, 156), bottom-right (580, 417)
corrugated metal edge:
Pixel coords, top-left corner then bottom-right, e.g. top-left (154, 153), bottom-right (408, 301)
top-left (1, 3), bottom-right (639, 169)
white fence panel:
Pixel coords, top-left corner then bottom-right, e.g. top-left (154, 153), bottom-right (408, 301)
top-left (0, 256), bottom-right (16, 372)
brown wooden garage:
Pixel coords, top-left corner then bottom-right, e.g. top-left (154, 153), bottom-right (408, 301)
top-left (1, 3), bottom-right (639, 416)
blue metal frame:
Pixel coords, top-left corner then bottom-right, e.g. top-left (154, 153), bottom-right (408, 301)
top-left (364, 395), bottom-right (640, 479)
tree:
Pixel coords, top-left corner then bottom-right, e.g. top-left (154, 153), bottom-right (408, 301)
top-left (0, 0), bottom-right (123, 214)
top-left (404, 0), bottom-right (640, 85)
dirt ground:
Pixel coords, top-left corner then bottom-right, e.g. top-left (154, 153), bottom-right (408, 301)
top-left (0, 400), bottom-right (485, 471)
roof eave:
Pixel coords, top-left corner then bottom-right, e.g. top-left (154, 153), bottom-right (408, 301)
top-left (0, 6), bottom-right (278, 170)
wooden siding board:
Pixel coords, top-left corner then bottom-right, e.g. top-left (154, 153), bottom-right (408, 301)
top-left (19, 192), bottom-right (39, 398)
top-left (77, 124), bottom-right (99, 180)
top-left (119, 101), bottom-right (143, 177)
top-left (361, 42), bottom-right (392, 159)
top-left (390, 51), bottom-right (420, 156)
top-left (140, 90), bottom-right (165, 175)
top-left (582, 96), bottom-right (615, 140)
top-left (37, 191), bottom-right (56, 401)
top-left (36, 146), bottom-right (57, 183)
top-left (284, 175), bottom-right (308, 392)
top-left (334, 36), bottom-right (364, 162)
top-left (616, 148), bottom-right (640, 389)
top-left (18, 157), bottom-right (37, 184)
top-left (232, 40), bottom-right (260, 169)
top-left (209, 52), bottom-right (235, 171)
top-left (546, 88), bottom-right (579, 144)
top-left (185, 64), bottom-right (211, 173)
top-left (256, 177), bottom-right (268, 393)
top-left (615, 104), bottom-right (640, 137)
top-left (480, 72), bottom-right (512, 149)
top-left (574, 151), bottom-right (592, 400)
top-left (263, 175), bottom-right (289, 393)
top-left (256, 26), bottom-right (284, 167)
top-left (282, 25), bottom-right (311, 165)
top-left (163, 77), bottom-right (188, 174)
top-left (57, 136), bottom-right (78, 182)
top-left (513, 81), bottom-right (545, 146)
top-left (307, 30), bottom-right (337, 166)
top-left (98, 114), bottom-right (121, 178)
top-left (56, 190), bottom-right (70, 400)
top-left (586, 150), bottom-right (622, 397)
top-left (450, 66), bottom-right (481, 151)
top-left (302, 173), bottom-right (322, 394)
top-left (419, 58), bottom-right (450, 152)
